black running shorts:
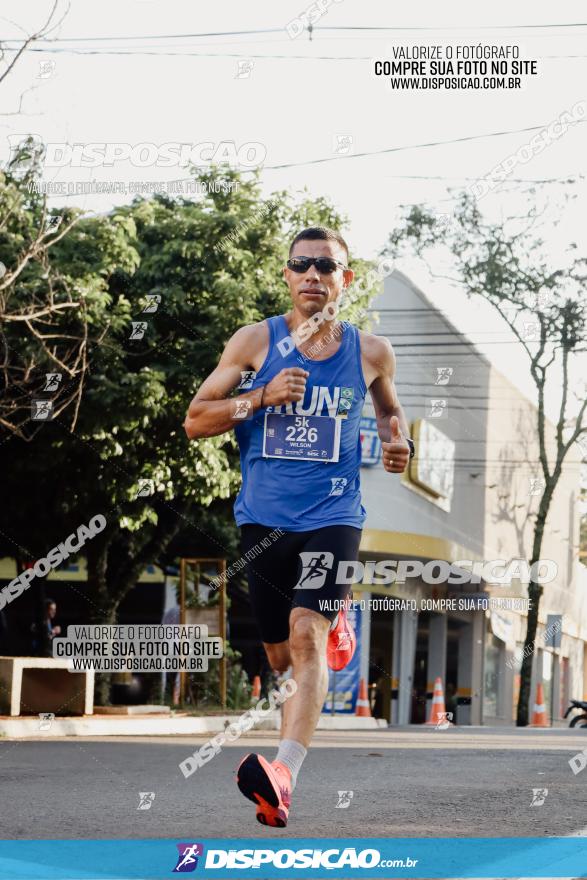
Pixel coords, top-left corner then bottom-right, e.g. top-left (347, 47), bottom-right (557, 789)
top-left (240, 523), bottom-right (362, 644)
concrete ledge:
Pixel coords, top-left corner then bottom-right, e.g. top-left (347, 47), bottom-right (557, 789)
top-left (0, 656), bottom-right (94, 716)
top-left (0, 713), bottom-right (258, 738)
top-left (94, 705), bottom-right (171, 715)
top-left (0, 711), bottom-right (385, 738)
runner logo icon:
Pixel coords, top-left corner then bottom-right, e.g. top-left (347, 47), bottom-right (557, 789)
top-left (137, 792), bottom-right (155, 810)
top-left (238, 370), bottom-right (256, 389)
top-left (530, 788), bottom-right (549, 807)
top-left (329, 477), bottom-right (347, 496)
top-left (173, 843), bottom-right (204, 872)
top-left (294, 552), bottom-right (334, 590)
top-left (336, 790), bottom-right (354, 809)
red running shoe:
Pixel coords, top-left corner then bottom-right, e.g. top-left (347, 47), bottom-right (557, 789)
top-left (236, 753), bottom-right (292, 828)
top-left (327, 601), bottom-right (356, 671)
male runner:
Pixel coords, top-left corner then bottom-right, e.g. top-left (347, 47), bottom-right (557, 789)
top-left (184, 226), bottom-right (413, 827)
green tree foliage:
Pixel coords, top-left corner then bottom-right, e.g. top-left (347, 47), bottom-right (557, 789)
top-left (0, 161), bottom-right (380, 702)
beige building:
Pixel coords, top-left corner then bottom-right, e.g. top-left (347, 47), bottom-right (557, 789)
top-left (482, 368), bottom-right (585, 723)
top-left (354, 269), bottom-right (585, 725)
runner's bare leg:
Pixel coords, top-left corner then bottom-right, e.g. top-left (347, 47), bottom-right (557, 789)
top-left (279, 607), bottom-right (330, 747)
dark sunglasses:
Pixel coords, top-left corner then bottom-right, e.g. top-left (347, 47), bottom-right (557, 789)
top-left (287, 256), bottom-right (348, 275)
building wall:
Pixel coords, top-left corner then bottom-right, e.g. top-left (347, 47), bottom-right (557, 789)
top-left (483, 368), bottom-right (584, 719)
top-left (358, 270), bottom-right (491, 724)
top-left (358, 269), bottom-right (585, 725)
top-left (361, 270), bottom-right (489, 561)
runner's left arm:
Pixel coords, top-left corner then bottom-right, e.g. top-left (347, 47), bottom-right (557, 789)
top-left (364, 335), bottom-right (411, 474)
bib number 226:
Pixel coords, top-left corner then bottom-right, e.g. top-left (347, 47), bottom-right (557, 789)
top-left (262, 411), bottom-right (341, 462)
top-left (285, 416), bottom-right (318, 443)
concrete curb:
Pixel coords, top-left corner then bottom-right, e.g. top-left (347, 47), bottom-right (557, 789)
top-left (0, 712), bottom-right (385, 738)
top-left (317, 716), bottom-right (387, 730)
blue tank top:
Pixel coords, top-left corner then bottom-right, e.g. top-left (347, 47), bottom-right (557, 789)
top-left (234, 315), bottom-right (367, 531)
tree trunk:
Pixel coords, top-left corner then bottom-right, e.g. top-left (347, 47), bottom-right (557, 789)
top-left (86, 538), bottom-right (116, 706)
top-left (100, 504), bottom-right (188, 706)
top-left (83, 504), bottom-right (188, 706)
top-left (516, 580), bottom-right (543, 726)
top-left (516, 499), bottom-right (549, 726)
top-left (141, 673), bottom-right (164, 705)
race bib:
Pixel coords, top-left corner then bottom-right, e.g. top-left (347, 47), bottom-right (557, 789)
top-left (262, 413), bottom-right (341, 462)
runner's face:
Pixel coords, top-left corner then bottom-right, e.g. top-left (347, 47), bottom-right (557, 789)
top-left (283, 239), bottom-right (353, 317)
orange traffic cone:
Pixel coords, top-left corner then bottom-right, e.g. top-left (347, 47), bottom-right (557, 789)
top-left (425, 677), bottom-right (450, 726)
top-left (530, 682), bottom-right (550, 727)
top-left (355, 677), bottom-right (371, 717)
top-left (251, 675), bottom-right (261, 701)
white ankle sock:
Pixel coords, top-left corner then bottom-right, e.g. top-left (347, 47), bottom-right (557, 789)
top-left (275, 739), bottom-right (307, 789)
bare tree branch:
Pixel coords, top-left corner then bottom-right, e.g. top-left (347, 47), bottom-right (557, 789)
top-left (0, 1), bottom-right (64, 86)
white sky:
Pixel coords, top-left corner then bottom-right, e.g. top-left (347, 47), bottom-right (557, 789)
top-left (1, 0), bottom-right (586, 423)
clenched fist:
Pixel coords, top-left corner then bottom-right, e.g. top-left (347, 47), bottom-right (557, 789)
top-left (381, 415), bottom-right (410, 474)
top-left (261, 368), bottom-right (309, 407)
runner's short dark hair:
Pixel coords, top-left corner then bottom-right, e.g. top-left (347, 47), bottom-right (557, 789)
top-left (289, 226), bottom-right (349, 261)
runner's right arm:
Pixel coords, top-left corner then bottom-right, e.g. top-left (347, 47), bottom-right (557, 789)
top-left (184, 324), bottom-right (309, 440)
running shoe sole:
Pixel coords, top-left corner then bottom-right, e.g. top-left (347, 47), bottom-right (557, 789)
top-left (236, 754), bottom-right (289, 828)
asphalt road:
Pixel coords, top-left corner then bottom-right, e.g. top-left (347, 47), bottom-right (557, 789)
top-left (0, 727), bottom-right (586, 839)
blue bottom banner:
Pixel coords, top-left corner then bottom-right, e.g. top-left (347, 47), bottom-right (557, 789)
top-left (0, 838), bottom-right (586, 879)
